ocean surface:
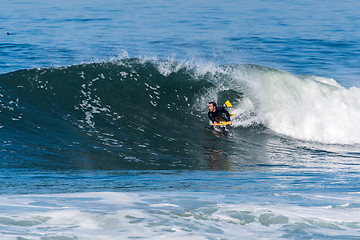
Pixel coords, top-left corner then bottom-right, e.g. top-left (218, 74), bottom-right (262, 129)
top-left (1, 0), bottom-right (360, 239)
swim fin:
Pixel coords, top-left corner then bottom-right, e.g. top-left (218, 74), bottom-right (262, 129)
top-left (224, 100), bottom-right (232, 108)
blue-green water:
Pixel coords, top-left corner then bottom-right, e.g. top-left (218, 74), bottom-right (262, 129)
top-left (1, 1), bottom-right (360, 239)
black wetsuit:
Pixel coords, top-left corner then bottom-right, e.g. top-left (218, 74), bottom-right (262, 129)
top-left (208, 107), bottom-right (231, 123)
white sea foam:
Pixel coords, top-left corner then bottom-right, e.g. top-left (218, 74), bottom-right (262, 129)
top-left (0, 191), bottom-right (359, 240)
top-left (229, 65), bottom-right (360, 144)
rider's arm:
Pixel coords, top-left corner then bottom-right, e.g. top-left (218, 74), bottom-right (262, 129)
top-left (221, 108), bottom-right (231, 122)
top-left (208, 112), bottom-right (216, 123)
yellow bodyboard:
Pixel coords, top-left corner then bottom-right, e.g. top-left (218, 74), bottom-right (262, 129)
top-left (212, 121), bottom-right (232, 126)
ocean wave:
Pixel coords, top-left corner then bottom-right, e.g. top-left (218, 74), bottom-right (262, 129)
top-left (1, 58), bottom-right (359, 169)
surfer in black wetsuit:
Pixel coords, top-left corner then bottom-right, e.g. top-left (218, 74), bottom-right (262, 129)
top-left (208, 101), bottom-right (232, 125)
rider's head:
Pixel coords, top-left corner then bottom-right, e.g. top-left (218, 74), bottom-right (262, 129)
top-left (208, 102), bottom-right (217, 112)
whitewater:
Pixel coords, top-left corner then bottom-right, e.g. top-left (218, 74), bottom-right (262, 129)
top-left (227, 64), bottom-right (360, 144)
top-left (1, 191), bottom-right (360, 240)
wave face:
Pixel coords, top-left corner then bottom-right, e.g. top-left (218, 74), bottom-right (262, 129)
top-left (1, 59), bottom-right (359, 169)
top-left (0, 59), bottom-right (219, 170)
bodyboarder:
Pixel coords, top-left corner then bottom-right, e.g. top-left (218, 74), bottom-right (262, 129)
top-left (208, 101), bottom-right (232, 125)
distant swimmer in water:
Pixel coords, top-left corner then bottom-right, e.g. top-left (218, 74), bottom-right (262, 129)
top-left (208, 101), bottom-right (232, 125)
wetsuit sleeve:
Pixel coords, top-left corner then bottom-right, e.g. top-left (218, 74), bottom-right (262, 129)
top-left (221, 108), bottom-right (231, 121)
top-left (208, 112), bottom-right (216, 122)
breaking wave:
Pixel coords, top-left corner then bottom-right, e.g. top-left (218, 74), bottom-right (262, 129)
top-left (1, 58), bottom-right (359, 169)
